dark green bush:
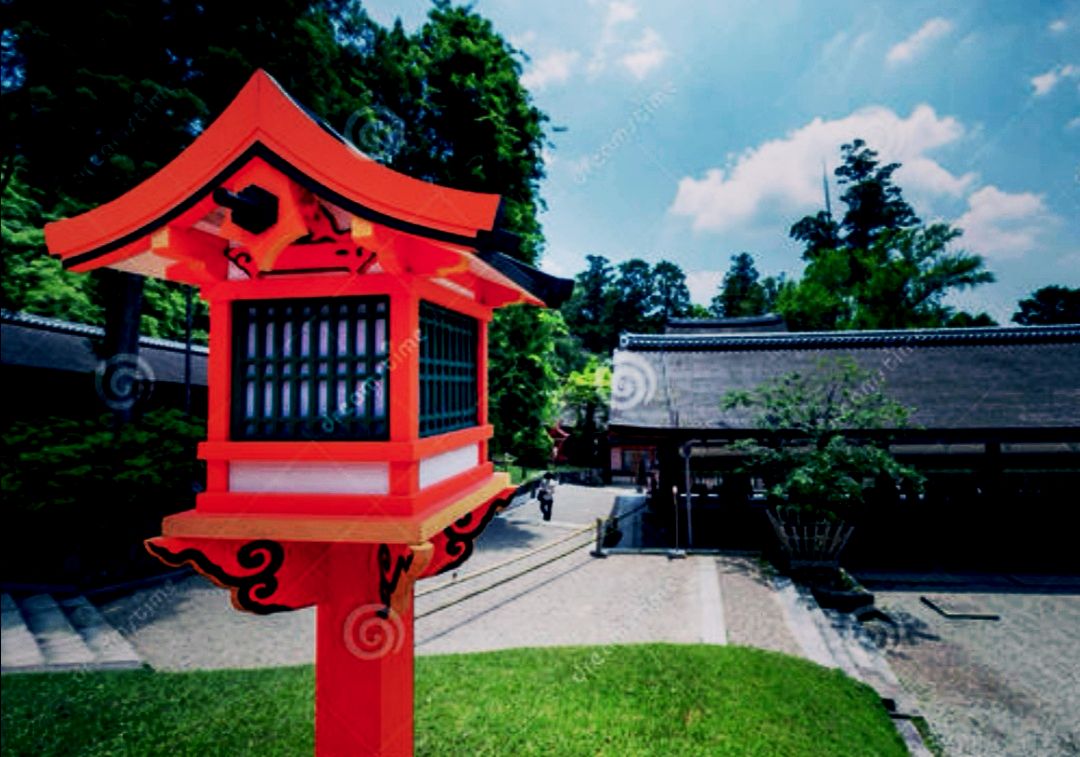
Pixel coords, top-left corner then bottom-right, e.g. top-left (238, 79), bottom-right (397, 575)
top-left (2, 409), bottom-right (205, 586)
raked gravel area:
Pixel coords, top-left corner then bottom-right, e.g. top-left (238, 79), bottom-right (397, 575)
top-left (869, 587), bottom-right (1080, 757)
top-left (100, 485), bottom-right (801, 671)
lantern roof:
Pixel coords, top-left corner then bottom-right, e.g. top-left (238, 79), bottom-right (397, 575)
top-left (44, 70), bottom-right (571, 307)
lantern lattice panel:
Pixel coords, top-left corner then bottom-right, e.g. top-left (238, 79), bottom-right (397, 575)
top-left (419, 300), bottom-right (478, 437)
top-left (231, 296), bottom-right (389, 441)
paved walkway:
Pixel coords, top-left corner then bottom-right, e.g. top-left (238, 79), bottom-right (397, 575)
top-left (101, 485), bottom-right (803, 671)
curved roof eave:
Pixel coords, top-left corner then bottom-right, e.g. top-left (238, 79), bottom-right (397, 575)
top-left (45, 70), bottom-right (502, 263)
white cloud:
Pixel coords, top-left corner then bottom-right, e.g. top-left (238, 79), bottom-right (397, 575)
top-left (821, 29), bottom-right (871, 61)
top-left (588, 1), bottom-right (639, 76)
top-left (669, 104), bottom-right (975, 232)
top-left (587, 1), bottom-right (666, 80)
top-left (620, 28), bottom-right (667, 80)
top-left (540, 147), bottom-right (557, 170)
top-left (1067, 116), bottom-right (1080, 130)
top-left (954, 186), bottom-right (1050, 259)
top-left (510, 30), bottom-right (537, 49)
top-left (1031, 64), bottom-right (1079, 96)
top-left (1049, 19), bottom-right (1067, 33)
top-left (685, 270), bottom-right (725, 306)
top-left (521, 49), bottom-right (581, 91)
top-left (887, 17), bottom-right (953, 65)
top-left (539, 255), bottom-right (570, 278)
top-left (605, 0), bottom-right (638, 26)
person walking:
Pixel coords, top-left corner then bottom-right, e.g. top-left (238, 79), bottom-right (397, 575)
top-left (537, 472), bottom-right (556, 522)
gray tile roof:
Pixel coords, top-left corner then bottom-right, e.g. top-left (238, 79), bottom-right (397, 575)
top-left (610, 325), bottom-right (1080, 431)
top-left (1, 310), bottom-right (208, 386)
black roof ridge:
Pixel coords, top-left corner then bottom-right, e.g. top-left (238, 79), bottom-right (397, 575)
top-left (1, 309), bottom-right (209, 355)
top-left (667, 313), bottom-right (784, 326)
top-left (620, 324), bottom-right (1080, 351)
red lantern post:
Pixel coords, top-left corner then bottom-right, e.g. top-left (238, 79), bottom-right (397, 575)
top-left (45, 70), bottom-right (571, 756)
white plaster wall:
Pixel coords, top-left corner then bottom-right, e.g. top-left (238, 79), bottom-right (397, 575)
top-left (229, 461), bottom-right (390, 495)
top-left (419, 443), bottom-right (479, 489)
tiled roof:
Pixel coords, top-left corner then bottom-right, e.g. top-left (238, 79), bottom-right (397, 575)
top-left (1, 310), bottom-right (208, 385)
top-left (623, 324), bottom-right (1080, 350)
top-left (610, 325), bottom-right (1080, 431)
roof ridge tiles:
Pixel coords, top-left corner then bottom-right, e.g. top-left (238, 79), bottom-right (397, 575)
top-left (1, 309), bottom-right (209, 355)
top-left (619, 324), bottom-right (1080, 351)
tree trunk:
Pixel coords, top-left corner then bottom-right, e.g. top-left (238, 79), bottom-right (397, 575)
top-left (98, 270), bottom-right (146, 425)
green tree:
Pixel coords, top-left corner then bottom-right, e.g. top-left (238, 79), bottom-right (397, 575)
top-left (711, 253), bottom-right (772, 318)
top-left (560, 356), bottom-right (611, 468)
top-left (833, 139), bottom-right (919, 252)
top-left (2, 0), bottom-right (368, 344)
top-left (384, 4), bottom-right (557, 460)
top-left (609, 258), bottom-right (656, 339)
top-left (6, 1), bottom-right (557, 455)
top-left (780, 139), bottom-right (993, 330)
top-left (1012, 286), bottom-right (1080, 325)
top-left (0, 171), bottom-right (100, 323)
top-left (651, 260), bottom-right (692, 324)
top-left (563, 255), bottom-right (615, 353)
top-left (488, 306), bottom-right (565, 466)
top-left (384, 2), bottom-right (548, 263)
top-left (723, 357), bottom-right (923, 524)
top-left (945, 311), bottom-right (996, 327)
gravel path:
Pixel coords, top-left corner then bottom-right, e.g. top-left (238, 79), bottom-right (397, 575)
top-left (871, 588), bottom-right (1080, 756)
top-left (718, 557), bottom-right (802, 657)
top-left (102, 485), bottom-right (819, 677)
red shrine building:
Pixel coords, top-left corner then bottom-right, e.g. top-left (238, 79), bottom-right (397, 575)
top-left (45, 70), bottom-right (571, 755)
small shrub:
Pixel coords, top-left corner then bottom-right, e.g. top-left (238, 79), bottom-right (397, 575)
top-left (1, 409), bottom-right (205, 585)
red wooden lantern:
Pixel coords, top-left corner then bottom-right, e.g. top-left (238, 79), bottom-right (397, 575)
top-left (45, 70), bottom-right (571, 756)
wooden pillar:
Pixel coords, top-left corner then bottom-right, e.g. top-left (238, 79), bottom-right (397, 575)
top-left (315, 543), bottom-right (415, 757)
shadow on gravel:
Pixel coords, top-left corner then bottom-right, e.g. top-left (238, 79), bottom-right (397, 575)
top-left (855, 573), bottom-right (1080, 596)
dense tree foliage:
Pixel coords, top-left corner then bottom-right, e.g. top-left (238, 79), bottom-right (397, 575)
top-left (559, 356), bottom-right (611, 468)
top-left (2, 409), bottom-right (206, 584)
top-left (488, 307), bottom-right (566, 466)
top-left (710, 253), bottom-right (779, 318)
top-left (3, 0), bottom-right (557, 458)
top-left (562, 255), bottom-right (694, 352)
top-left (562, 255), bottom-right (616, 353)
top-left (723, 357), bottom-right (923, 523)
top-left (1011, 286), bottom-right (1080, 325)
top-left (609, 259), bottom-right (658, 337)
top-left (651, 260), bottom-right (693, 324)
top-left (780, 139), bottom-right (994, 330)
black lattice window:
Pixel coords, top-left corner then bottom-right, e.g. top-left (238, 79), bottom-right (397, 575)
top-left (419, 301), bottom-right (478, 437)
top-left (231, 297), bottom-right (389, 441)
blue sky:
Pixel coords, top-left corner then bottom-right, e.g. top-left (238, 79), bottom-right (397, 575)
top-left (368, 1), bottom-right (1079, 322)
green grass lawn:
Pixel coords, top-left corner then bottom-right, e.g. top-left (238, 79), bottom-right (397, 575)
top-left (1, 644), bottom-right (905, 756)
